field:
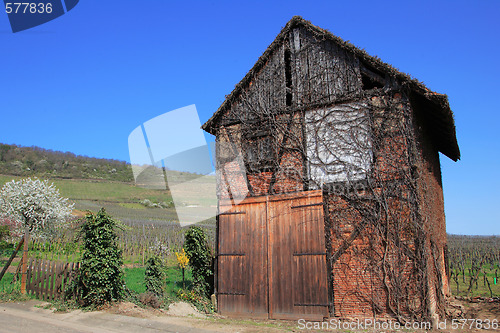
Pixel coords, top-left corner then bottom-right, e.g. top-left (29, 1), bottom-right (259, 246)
top-left (448, 235), bottom-right (500, 298)
top-left (0, 173), bottom-right (215, 308)
top-left (0, 174), bottom-right (216, 265)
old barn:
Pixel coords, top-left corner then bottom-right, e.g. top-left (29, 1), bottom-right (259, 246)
top-left (202, 16), bottom-right (460, 322)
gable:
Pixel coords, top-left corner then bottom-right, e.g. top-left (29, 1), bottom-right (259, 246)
top-left (203, 16), bottom-right (460, 162)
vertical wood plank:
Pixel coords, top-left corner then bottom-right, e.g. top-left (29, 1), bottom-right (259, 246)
top-left (50, 261), bottom-right (56, 300)
top-left (55, 262), bottom-right (62, 300)
top-left (266, 195), bottom-right (272, 319)
top-left (34, 259), bottom-right (40, 299)
top-left (20, 227), bottom-right (29, 294)
top-left (26, 257), bottom-right (33, 295)
top-left (41, 260), bottom-right (47, 301)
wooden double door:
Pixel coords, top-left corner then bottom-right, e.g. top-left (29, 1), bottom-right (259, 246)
top-left (217, 190), bottom-right (330, 320)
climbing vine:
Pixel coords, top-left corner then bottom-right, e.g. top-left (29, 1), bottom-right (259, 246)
top-left (67, 208), bottom-right (125, 307)
top-left (183, 226), bottom-right (214, 297)
top-left (211, 20), bottom-right (453, 323)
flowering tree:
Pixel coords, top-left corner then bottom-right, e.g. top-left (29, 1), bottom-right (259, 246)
top-left (0, 178), bottom-right (74, 239)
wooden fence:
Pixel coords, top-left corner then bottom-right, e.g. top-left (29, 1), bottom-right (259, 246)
top-left (25, 258), bottom-right (80, 301)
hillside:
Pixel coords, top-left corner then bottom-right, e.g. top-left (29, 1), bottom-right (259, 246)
top-left (0, 143), bottom-right (173, 223)
top-left (0, 143), bottom-right (216, 228)
top-left (0, 143), bottom-right (133, 182)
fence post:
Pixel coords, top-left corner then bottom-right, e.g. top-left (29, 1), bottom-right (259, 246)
top-left (0, 236), bottom-right (24, 283)
top-left (21, 226), bottom-right (30, 294)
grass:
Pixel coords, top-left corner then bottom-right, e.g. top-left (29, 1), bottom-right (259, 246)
top-left (449, 261), bottom-right (500, 298)
top-left (1, 261), bottom-right (195, 305)
top-left (124, 265), bottom-right (193, 296)
top-left (0, 273), bottom-right (33, 302)
top-left (0, 174), bottom-right (171, 203)
top-left (0, 173), bottom-right (180, 227)
top-left (450, 273), bottom-right (500, 298)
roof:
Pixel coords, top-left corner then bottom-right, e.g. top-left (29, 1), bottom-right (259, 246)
top-left (202, 16), bottom-right (460, 161)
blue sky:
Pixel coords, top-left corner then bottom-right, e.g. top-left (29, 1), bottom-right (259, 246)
top-left (0, 1), bottom-right (498, 235)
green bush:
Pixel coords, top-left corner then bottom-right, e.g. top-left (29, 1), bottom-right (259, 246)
top-left (145, 255), bottom-right (165, 296)
top-left (67, 208), bottom-right (125, 307)
top-left (183, 226), bottom-right (214, 297)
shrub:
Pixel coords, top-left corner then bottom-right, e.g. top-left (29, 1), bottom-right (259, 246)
top-left (144, 255), bottom-right (165, 296)
top-left (183, 226), bottom-right (214, 297)
top-left (67, 208), bottom-right (125, 307)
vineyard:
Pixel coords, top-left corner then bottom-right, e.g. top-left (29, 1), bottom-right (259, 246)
top-left (0, 174), bottom-right (498, 301)
top-left (4, 228), bottom-right (497, 299)
top-left (448, 235), bottom-right (500, 298)
top-left (0, 173), bottom-right (216, 262)
top-left (0, 173), bottom-right (216, 306)
top-left (3, 222), bottom-right (215, 267)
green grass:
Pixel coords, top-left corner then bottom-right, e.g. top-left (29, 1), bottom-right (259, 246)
top-left (124, 267), bottom-right (147, 294)
top-left (0, 175), bottom-right (171, 203)
top-left (449, 262), bottom-right (500, 298)
top-left (0, 272), bottom-right (16, 294)
top-left (124, 265), bottom-right (193, 296)
top-left (0, 174), bottom-right (179, 225)
top-left (450, 273), bottom-right (500, 298)
top-left (0, 273), bottom-right (32, 302)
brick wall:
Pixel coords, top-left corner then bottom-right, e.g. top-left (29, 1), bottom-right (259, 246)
top-left (411, 95), bottom-right (450, 303)
top-left (215, 92), bottom-right (448, 320)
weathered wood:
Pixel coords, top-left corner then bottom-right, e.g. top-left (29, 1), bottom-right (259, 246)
top-left (41, 260), bottom-right (47, 300)
top-left (0, 237), bottom-right (24, 283)
top-left (24, 258), bottom-right (78, 300)
top-left (56, 262), bottom-right (65, 300)
top-left (25, 257), bottom-right (33, 293)
top-left (50, 261), bottom-right (57, 300)
top-left (20, 227), bottom-right (29, 294)
top-left (217, 190), bottom-right (328, 320)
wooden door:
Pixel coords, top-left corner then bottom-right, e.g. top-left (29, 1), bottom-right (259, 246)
top-left (218, 198), bottom-right (268, 318)
top-left (217, 190), bottom-right (329, 320)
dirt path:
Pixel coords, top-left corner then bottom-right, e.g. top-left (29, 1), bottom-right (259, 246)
top-left (0, 300), bottom-right (293, 333)
top-left (1, 298), bottom-right (498, 333)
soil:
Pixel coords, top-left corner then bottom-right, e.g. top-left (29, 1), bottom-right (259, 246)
top-left (0, 296), bottom-right (498, 332)
top-left (166, 301), bottom-right (207, 318)
top-left (448, 296), bottom-right (500, 320)
top-left (103, 297), bottom-right (500, 332)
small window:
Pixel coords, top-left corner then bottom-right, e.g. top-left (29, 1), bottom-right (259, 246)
top-left (243, 122), bottom-right (275, 173)
top-left (244, 136), bottom-right (275, 172)
top-left (361, 72), bottom-right (384, 90)
top-left (360, 62), bottom-right (385, 90)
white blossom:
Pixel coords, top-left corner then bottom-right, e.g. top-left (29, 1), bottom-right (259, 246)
top-left (0, 177), bottom-right (74, 239)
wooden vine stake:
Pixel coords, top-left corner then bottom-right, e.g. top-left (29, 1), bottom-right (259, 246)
top-left (0, 236), bottom-right (24, 283)
top-left (20, 226), bottom-right (29, 294)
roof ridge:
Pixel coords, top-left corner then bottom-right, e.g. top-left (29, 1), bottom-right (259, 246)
top-left (202, 16), bottom-right (460, 161)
